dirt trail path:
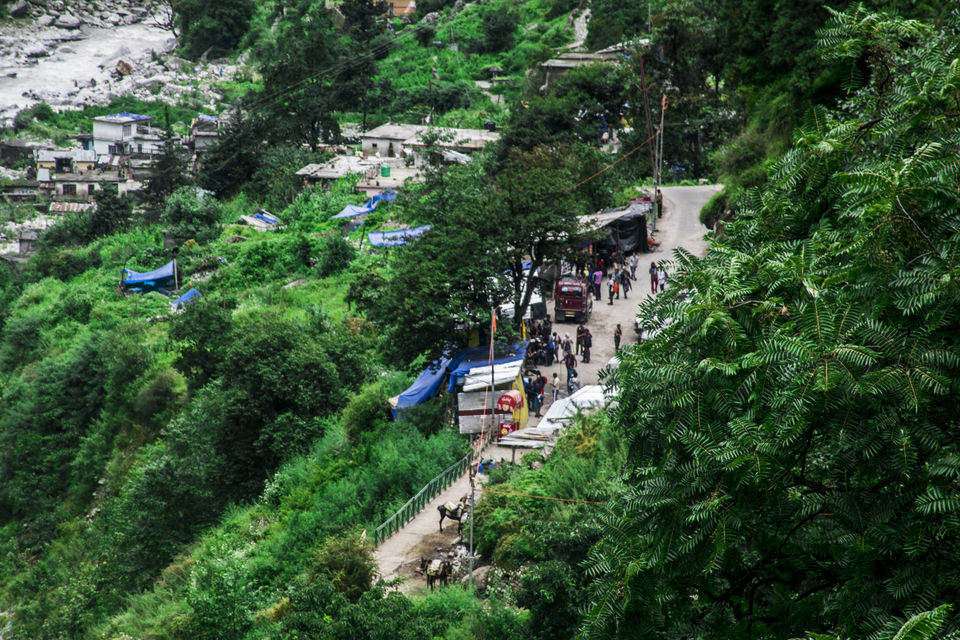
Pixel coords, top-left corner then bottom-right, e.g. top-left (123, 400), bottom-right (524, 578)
top-left (374, 185), bottom-right (721, 592)
top-left (568, 9), bottom-right (591, 50)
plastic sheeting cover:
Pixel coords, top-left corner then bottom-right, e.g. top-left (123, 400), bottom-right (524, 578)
top-left (330, 189), bottom-right (397, 219)
top-left (447, 341), bottom-right (527, 392)
top-left (170, 287), bottom-right (202, 309)
top-left (392, 354), bottom-right (453, 417)
top-left (367, 225), bottom-right (431, 247)
top-left (253, 210), bottom-right (279, 225)
top-left (122, 260), bottom-right (175, 285)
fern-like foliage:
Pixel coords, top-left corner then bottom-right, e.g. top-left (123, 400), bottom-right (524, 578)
top-left (583, 10), bottom-right (960, 640)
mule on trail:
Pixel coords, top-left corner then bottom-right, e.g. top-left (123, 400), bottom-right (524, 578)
top-left (438, 495), bottom-right (469, 535)
top-left (419, 556), bottom-right (453, 589)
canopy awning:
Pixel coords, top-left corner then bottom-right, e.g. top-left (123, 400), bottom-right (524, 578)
top-left (447, 341), bottom-right (527, 392)
top-left (496, 390), bottom-right (524, 411)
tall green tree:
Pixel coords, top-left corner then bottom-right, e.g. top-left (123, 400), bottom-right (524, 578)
top-left (257, 0), bottom-right (379, 150)
top-left (174, 0), bottom-right (255, 59)
top-left (585, 10), bottom-right (960, 639)
top-left (143, 109), bottom-right (191, 218)
top-left (89, 183), bottom-right (133, 237)
top-left (372, 143), bottom-right (600, 364)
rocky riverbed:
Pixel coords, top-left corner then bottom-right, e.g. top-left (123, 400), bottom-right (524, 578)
top-left (0, 0), bottom-right (242, 129)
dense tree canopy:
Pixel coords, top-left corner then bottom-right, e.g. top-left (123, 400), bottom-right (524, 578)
top-left (372, 142), bottom-right (610, 364)
top-left (174, 0), bottom-right (255, 59)
top-left (588, 9), bottom-right (960, 638)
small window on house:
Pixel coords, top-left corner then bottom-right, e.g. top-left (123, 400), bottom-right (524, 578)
top-left (122, 124), bottom-right (131, 136)
top-left (371, 142), bottom-right (378, 148)
top-left (63, 184), bottom-right (77, 196)
top-left (138, 144), bottom-right (142, 153)
top-left (88, 185), bottom-right (96, 195)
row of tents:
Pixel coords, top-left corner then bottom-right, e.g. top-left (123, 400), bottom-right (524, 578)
top-left (389, 340), bottom-right (615, 450)
top-left (121, 260), bottom-right (201, 311)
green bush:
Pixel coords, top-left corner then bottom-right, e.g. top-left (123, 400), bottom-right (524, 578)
top-left (312, 532), bottom-right (377, 602)
top-left (318, 235), bottom-right (357, 278)
top-left (483, 9), bottom-right (519, 52)
top-left (163, 186), bottom-right (223, 239)
top-left (340, 382), bottom-right (388, 443)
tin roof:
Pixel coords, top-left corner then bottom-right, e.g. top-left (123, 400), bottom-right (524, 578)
top-left (36, 148), bottom-right (98, 163)
top-left (49, 201), bottom-right (98, 213)
top-left (93, 112), bottom-right (153, 123)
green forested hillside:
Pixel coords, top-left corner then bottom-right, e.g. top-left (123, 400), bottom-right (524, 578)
top-left (1, 1), bottom-right (959, 639)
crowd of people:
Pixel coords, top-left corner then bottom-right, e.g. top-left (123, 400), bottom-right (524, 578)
top-left (567, 252), bottom-right (672, 304)
top-left (525, 322), bottom-right (593, 378)
top-left (520, 250), bottom-right (669, 423)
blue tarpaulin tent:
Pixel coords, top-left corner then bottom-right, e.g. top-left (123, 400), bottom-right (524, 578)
top-left (170, 287), bottom-right (201, 310)
top-left (330, 189), bottom-right (397, 219)
top-left (391, 354), bottom-right (454, 418)
top-left (447, 341), bottom-right (528, 392)
top-left (122, 261), bottom-right (176, 294)
top-left (367, 225), bottom-right (431, 247)
top-left (331, 203), bottom-right (374, 219)
top-left (253, 210), bottom-right (279, 225)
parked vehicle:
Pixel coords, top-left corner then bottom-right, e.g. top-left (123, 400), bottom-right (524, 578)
top-left (554, 275), bottom-right (593, 323)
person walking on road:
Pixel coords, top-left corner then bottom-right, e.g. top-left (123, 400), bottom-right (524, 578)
top-left (608, 279), bottom-right (614, 305)
top-left (614, 324), bottom-right (622, 350)
top-left (613, 271), bottom-right (621, 299)
top-left (562, 333), bottom-right (572, 356)
top-left (593, 267), bottom-right (603, 300)
top-left (551, 372), bottom-right (560, 402)
top-left (629, 253), bottom-right (639, 280)
top-left (545, 337), bottom-right (556, 366)
top-left (649, 261), bottom-right (658, 294)
top-left (621, 269), bottom-right (632, 299)
top-left (531, 375), bottom-right (544, 417)
top-left (575, 324), bottom-right (585, 356)
top-left (657, 265), bottom-right (668, 293)
top-left (563, 351), bottom-right (578, 381)
top-left (582, 328), bottom-right (593, 363)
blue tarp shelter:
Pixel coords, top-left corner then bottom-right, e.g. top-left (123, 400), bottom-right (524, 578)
top-left (253, 210), bottom-right (279, 225)
top-left (332, 203), bottom-right (374, 219)
top-left (391, 354), bottom-right (454, 419)
top-left (447, 341), bottom-right (528, 392)
top-left (368, 225), bottom-right (431, 247)
top-left (330, 189), bottom-right (397, 219)
top-left (122, 261), bottom-right (176, 294)
top-left (170, 287), bottom-right (201, 310)
top-left (389, 341), bottom-right (528, 418)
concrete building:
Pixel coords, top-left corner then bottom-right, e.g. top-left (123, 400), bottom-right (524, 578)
top-left (359, 123), bottom-right (500, 163)
top-left (187, 114), bottom-right (221, 156)
top-left (18, 229), bottom-right (39, 255)
top-left (360, 123), bottom-right (426, 157)
top-left (403, 127), bottom-right (500, 166)
top-left (92, 112), bottom-right (162, 156)
top-left (38, 168), bottom-right (140, 201)
top-left (385, 0), bottom-right (417, 16)
top-left (35, 148), bottom-right (97, 174)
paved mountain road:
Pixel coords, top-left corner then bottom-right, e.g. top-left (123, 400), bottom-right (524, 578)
top-left (373, 185), bottom-right (720, 593)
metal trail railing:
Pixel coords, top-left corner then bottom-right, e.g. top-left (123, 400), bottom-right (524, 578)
top-left (373, 426), bottom-right (499, 547)
top-left (373, 452), bottom-right (471, 546)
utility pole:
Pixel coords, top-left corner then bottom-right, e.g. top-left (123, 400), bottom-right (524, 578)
top-left (656, 95), bottom-right (668, 221)
top-left (470, 306), bottom-right (496, 587)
